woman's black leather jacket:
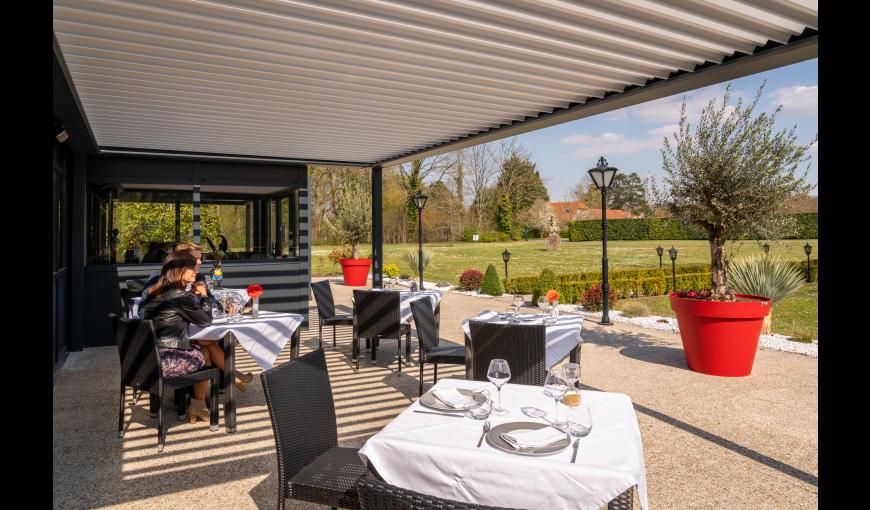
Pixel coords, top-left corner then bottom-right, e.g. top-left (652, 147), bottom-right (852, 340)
top-left (144, 287), bottom-right (213, 350)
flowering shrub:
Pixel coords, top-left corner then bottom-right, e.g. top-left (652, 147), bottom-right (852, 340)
top-left (327, 245), bottom-right (353, 265)
top-left (581, 283), bottom-right (617, 312)
top-left (546, 289), bottom-right (560, 303)
top-left (383, 263), bottom-right (400, 278)
top-left (676, 290), bottom-right (712, 299)
top-left (459, 269), bottom-right (484, 290)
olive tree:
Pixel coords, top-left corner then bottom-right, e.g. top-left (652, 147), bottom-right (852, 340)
top-left (324, 175), bottom-right (372, 259)
top-left (658, 83), bottom-right (814, 300)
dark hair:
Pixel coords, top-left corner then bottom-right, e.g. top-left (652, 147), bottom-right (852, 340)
top-left (145, 251), bottom-right (198, 298)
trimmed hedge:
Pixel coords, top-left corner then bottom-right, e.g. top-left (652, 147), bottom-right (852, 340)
top-left (555, 272), bottom-right (712, 304)
top-left (480, 264), bottom-right (505, 296)
top-left (505, 263), bottom-right (711, 294)
top-left (531, 269), bottom-right (558, 304)
top-left (568, 214), bottom-right (818, 242)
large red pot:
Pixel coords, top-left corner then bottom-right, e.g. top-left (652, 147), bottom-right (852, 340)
top-left (339, 258), bottom-right (372, 286)
top-left (669, 293), bottom-right (771, 377)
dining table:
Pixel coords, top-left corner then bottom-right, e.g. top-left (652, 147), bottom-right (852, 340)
top-left (128, 287), bottom-right (251, 319)
top-left (359, 378), bottom-right (648, 510)
top-left (461, 310), bottom-right (584, 374)
top-left (188, 310), bottom-right (303, 432)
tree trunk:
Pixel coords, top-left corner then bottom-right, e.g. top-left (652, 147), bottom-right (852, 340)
top-left (761, 313), bottom-right (772, 335)
top-left (709, 232), bottom-right (729, 300)
top-left (352, 242), bottom-right (359, 260)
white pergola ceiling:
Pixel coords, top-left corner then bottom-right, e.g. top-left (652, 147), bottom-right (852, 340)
top-left (53, 0), bottom-right (817, 166)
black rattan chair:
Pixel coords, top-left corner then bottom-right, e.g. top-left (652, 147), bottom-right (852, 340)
top-left (111, 313), bottom-right (220, 453)
top-left (261, 349), bottom-right (367, 510)
top-left (357, 475), bottom-right (509, 510)
top-left (353, 290), bottom-right (412, 373)
top-left (409, 299), bottom-right (464, 396)
top-left (122, 278), bottom-right (148, 317)
top-left (313, 280), bottom-right (354, 349)
top-left (466, 321), bottom-right (547, 386)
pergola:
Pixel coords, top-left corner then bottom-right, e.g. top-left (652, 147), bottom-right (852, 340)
top-left (53, 0), bottom-right (817, 289)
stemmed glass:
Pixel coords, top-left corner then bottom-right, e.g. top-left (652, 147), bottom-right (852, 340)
top-left (562, 362), bottom-right (581, 406)
top-left (513, 294), bottom-right (524, 315)
top-left (487, 359), bottom-right (511, 416)
top-left (544, 367), bottom-right (570, 427)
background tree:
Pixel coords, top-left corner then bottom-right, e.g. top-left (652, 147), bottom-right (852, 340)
top-left (658, 83), bottom-right (815, 300)
top-left (495, 151), bottom-right (549, 217)
top-left (515, 199), bottom-right (554, 237)
top-left (608, 172), bottom-right (651, 216)
top-left (397, 154), bottom-right (454, 237)
top-left (496, 195), bottom-right (513, 235)
top-left (323, 173), bottom-right (372, 259)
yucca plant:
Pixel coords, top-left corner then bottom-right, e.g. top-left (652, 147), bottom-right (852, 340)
top-left (404, 250), bottom-right (433, 278)
top-left (728, 255), bottom-right (805, 334)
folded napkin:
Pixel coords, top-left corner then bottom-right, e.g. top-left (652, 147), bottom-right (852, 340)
top-left (432, 388), bottom-right (476, 408)
top-left (500, 426), bottom-right (566, 449)
top-left (477, 310), bottom-right (499, 321)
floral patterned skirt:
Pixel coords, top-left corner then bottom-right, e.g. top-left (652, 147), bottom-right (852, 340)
top-left (159, 344), bottom-right (206, 377)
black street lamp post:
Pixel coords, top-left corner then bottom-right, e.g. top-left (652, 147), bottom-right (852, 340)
top-left (502, 249), bottom-right (511, 279)
top-left (656, 245), bottom-right (664, 268)
top-left (413, 192), bottom-right (428, 290)
top-left (763, 242), bottom-right (770, 256)
top-left (804, 242), bottom-right (812, 283)
top-left (669, 246), bottom-right (678, 293)
top-left (588, 157), bottom-right (618, 326)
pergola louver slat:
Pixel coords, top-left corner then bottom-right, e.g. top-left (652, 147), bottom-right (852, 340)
top-left (52, 0), bottom-right (817, 166)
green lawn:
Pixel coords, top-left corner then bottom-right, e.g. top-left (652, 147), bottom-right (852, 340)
top-left (614, 282), bottom-right (818, 340)
top-left (312, 239), bottom-right (818, 284)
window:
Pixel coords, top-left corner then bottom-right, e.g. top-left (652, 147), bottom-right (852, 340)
top-left (86, 184), bottom-right (300, 264)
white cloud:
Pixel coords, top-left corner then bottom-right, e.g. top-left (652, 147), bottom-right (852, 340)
top-left (648, 124), bottom-right (680, 137)
top-left (769, 85), bottom-right (818, 116)
top-left (559, 131), bottom-right (662, 159)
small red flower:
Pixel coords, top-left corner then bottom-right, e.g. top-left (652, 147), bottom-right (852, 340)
top-left (546, 289), bottom-right (560, 304)
top-left (247, 284), bottom-right (264, 298)
top-left (687, 291), bottom-right (697, 297)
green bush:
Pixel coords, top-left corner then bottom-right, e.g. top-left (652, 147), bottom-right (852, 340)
top-left (479, 231), bottom-right (498, 242)
top-left (567, 214), bottom-right (815, 241)
top-left (459, 269), bottom-right (484, 290)
top-left (460, 226), bottom-right (476, 242)
top-left (505, 263), bottom-right (712, 294)
top-left (383, 263), bottom-right (400, 278)
top-left (510, 227), bottom-right (524, 241)
top-left (504, 276), bottom-right (540, 294)
top-left (480, 264), bottom-right (505, 296)
top-left (497, 232), bottom-right (510, 242)
top-left (532, 268), bottom-right (558, 303)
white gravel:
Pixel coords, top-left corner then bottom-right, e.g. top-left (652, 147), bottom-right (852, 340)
top-left (561, 304), bottom-right (818, 358)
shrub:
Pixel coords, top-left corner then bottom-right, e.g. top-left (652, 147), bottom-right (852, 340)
top-left (497, 232), bottom-right (510, 242)
top-left (458, 269), bottom-right (484, 290)
top-left (383, 263), bottom-right (400, 278)
top-left (403, 250), bottom-right (432, 277)
top-left (480, 264), bottom-right (505, 296)
top-left (327, 245), bottom-right (353, 265)
top-left (460, 226), bottom-right (477, 242)
top-left (510, 227), bottom-right (523, 241)
top-left (532, 269), bottom-right (558, 304)
top-left (620, 302), bottom-right (650, 318)
top-left (728, 255), bottom-right (805, 304)
top-left (479, 231), bottom-right (498, 242)
top-left (581, 283), bottom-right (617, 312)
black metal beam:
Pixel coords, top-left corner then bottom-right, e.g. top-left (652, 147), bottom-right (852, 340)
top-left (374, 32), bottom-right (817, 167)
top-left (99, 147), bottom-right (371, 168)
top-left (371, 165), bottom-right (383, 289)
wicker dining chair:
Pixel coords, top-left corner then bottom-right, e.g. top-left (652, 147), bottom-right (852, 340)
top-left (409, 299), bottom-right (464, 396)
top-left (261, 348), bottom-right (367, 510)
top-left (357, 475), bottom-right (510, 510)
top-left (312, 280), bottom-right (354, 349)
top-left (121, 278), bottom-right (148, 317)
top-left (353, 290), bottom-right (412, 372)
top-left (466, 321), bottom-right (547, 386)
top-left (110, 314), bottom-right (220, 453)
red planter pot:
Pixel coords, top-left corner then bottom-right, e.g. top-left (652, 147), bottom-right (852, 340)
top-left (339, 258), bottom-right (372, 286)
top-left (669, 293), bottom-right (771, 377)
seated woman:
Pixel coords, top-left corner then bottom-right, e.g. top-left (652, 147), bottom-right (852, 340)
top-left (144, 253), bottom-right (254, 424)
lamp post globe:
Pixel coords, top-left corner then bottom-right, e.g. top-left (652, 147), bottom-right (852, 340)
top-left (656, 245), bottom-right (664, 268)
top-left (669, 246), bottom-right (678, 293)
top-left (502, 249), bottom-right (511, 279)
top-left (413, 192), bottom-right (428, 290)
top-left (587, 157), bottom-right (618, 325)
top-left (804, 242), bottom-right (812, 282)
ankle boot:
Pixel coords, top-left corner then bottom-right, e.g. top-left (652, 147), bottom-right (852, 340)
top-left (188, 398), bottom-right (211, 424)
top-left (234, 370), bottom-right (254, 392)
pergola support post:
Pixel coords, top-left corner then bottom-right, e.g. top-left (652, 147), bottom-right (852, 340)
top-left (372, 165), bottom-right (383, 289)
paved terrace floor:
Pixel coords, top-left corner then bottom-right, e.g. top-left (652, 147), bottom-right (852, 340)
top-left (53, 277), bottom-right (818, 509)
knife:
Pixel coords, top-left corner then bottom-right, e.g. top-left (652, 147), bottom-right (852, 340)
top-left (413, 410), bottom-right (464, 418)
top-left (570, 438), bottom-right (580, 463)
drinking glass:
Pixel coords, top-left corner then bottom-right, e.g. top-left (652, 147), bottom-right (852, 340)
top-left (563, 362), bottom-right (580, 388)
top-left (537, 296), bottom-right (548, 311)
top-left (566, 404), bottom-right (593, 438)
top-left (544, 367), bottom-right (569, 426)
top-left (513, 294), bottom-right (524, 313)
top-left (466, 389), bottom-right (492, 420)
top-left (487, 359), bottom-right (511, 416)
top-left (502, 306), bottom-right (515, 322)
top-left (203, 275), bottom-right (213, 291)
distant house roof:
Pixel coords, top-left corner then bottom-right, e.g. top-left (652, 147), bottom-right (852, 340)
top-left (548, 202), bottom-right (637, 224)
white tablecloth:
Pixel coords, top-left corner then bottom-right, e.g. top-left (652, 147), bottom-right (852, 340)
top-left (359, 378), bottom-right (648, 510)
top-left (461, 311), bottom-right (583, 369)
top-left (188, 310), bottom-right (303, 370)
top-left (370, 288), bottom-right (442, 323)
top-left (129, 287), bottom-right (251, 319)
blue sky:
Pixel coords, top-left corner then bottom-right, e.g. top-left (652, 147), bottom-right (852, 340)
top-left (511, 58), bottom-right (818, 201)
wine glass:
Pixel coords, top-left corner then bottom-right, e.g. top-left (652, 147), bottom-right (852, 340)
top-left (537, 296), bottom-right (548, 312)
top-left (562, 362), bottom-right (581, 406)
top-left (544, 367), bottom-right (569, 427)
top-left (513, 294), bottom-right (524, 314)
top-left (503, 305), bottom-right (515, 322)
top-left (487, 359), bottom-right (511, 416)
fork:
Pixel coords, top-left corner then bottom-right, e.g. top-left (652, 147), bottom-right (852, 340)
top-left (476, 420), bottom-right (491, 447)
top-left (570, 438), bottom-right (580, 463)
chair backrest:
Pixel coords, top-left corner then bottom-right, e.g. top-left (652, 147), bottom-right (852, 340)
top-left (260, 349), bottom-right (338, 487)
top-left (409, 299), bottom-right (439, 351)
top-left (126, 278), bottom-right (149, 296)
top-left (467, 321), bottom-right (547, 386)
top-left (354, 290), bottom-right (401, 339)
top-left (311, 280), bottom-right (337, 320)
top-left (109, 313), bottom-right (161, 393)
top-left (357, 475), bottom-right (508, 510)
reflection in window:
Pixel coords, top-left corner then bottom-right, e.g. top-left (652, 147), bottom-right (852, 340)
top-left (86, 185), bottom-right (300, 264)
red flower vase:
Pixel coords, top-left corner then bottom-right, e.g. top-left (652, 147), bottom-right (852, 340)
top-left (669, 293), bottom-right (771, 377)
top-left (339, 258), bottom-right (372, 286)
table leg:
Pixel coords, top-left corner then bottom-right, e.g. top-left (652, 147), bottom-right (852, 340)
top-left (221, 332), bottom-right (237, 433)
top-left (464, 333), bottom-right (473, 380)
top-left (434, 302), bottom-right (441, 341)
top-left (291, 328), bottom-right (300, 358)
top-left (569, 343), bottom-right (582, 388)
